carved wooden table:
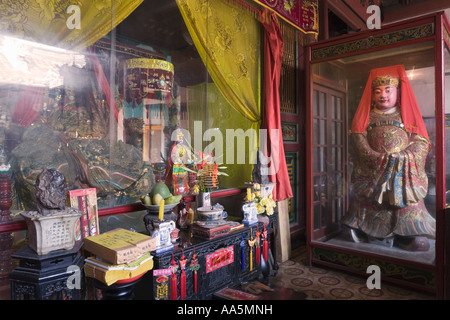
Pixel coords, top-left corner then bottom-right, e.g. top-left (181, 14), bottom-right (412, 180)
top-left (139, 214), bottom-right (278, 300)
top-left (9, 241), bottom-right (84, 300)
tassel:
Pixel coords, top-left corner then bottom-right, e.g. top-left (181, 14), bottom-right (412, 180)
top-left (189, 247), bottom-right (199, 294)
top-left (240, 231), bottom-right (245, 271)
top-left (194, 270), bottom-right (198, 293)
top-left (262, 226), bottom-right (268, 262)
top-left (248, 228), bottom-right (255, 272)
top-left (255, 226), bottom-right (261, 265)
top-left (170, 253), bottom-right (178, 300)
top-left (179, 250), bottom-right (187, 300)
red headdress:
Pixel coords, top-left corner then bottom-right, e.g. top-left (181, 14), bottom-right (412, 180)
top-left (351, 64), bottom-right (429, 141)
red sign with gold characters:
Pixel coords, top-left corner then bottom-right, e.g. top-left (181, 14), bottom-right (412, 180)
top-left (253, 0), bottom-right (318, 36)
top-left (205, 246), bottom-right (234, 273)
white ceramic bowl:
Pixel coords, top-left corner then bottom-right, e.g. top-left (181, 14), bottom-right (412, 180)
top-left (197, 206), bottom-right (226, 221)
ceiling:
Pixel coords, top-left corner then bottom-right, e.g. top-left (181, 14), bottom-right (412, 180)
top-left (115, 0), bottom-right (204, 86)
top-left (115, 0), bottom-right (450, 48)
top-left (327, 0), bottom-right (450, 37)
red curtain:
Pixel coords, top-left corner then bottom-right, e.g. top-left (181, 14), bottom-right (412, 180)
top-left (90, 48), bottom-right (120, 122)
top-left (11, 86), bottom-right (44, 127)
top-left (260, 10), bottom-right (293, 202)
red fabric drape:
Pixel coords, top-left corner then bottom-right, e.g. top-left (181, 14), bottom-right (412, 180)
top-left (90, 47), bottom-right (120, 122)
top-left (11, 86), bottom-right (44, 127)
top-left (260, 10), bottom-right (293, 202)
top-left (351, 64), bottom-right (429, 140)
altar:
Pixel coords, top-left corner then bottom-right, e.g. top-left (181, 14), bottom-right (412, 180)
top-left (133, 213), bottom-right (278, 300)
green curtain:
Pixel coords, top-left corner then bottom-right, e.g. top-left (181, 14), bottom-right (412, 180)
top-left (176, 0), bottom-right (261, 188)
top-left (187, 82), bottom-right (257, 188)
top-left (176, 0), bottom-right (261, 123)
top-left (0, 0), bottom-right (143, 50)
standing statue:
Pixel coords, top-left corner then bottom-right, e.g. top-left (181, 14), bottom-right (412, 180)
top-left (342, 65), bottom-right (436, 251)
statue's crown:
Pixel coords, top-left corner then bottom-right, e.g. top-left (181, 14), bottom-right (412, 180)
top-left (372, 75), bottom-right (399, 88)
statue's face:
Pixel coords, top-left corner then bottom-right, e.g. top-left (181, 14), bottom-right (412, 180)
top-left (372, 85), bottom-right (398, 111)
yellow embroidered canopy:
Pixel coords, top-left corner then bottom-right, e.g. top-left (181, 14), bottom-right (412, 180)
top-left (0, 0), bottom-right (143, 50)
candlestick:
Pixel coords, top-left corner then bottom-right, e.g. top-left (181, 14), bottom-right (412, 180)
top-left (158, 199), bottom-right (165, 221)
top-left (247, 187), bottom-right (251, 202)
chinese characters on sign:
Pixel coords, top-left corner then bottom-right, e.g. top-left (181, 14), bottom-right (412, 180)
top-left (205, 246), bottom-right (234, 273)
top-left (45, 220), bottom-right (72, 247)
top-left (253, 0), bottom-right (318, 36)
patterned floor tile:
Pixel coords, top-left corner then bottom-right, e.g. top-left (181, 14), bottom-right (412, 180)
top-left (270, 246), bottom-right (436, 300)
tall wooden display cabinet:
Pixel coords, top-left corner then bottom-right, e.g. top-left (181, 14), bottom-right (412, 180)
top-left (305, 12), bottom-right (450, 298)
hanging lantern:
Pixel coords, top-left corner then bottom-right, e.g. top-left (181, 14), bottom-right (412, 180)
top-left (125, 58), bottom-right (174, 104)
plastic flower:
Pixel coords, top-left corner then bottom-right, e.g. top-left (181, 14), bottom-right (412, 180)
top-left (251, 191), bottom-right (276, 216)
top-left (256, 203), bottom-right (265, 214)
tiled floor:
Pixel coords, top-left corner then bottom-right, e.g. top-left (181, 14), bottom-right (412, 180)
top-left (268, 246), bottom-right (436, 300)
top-left (0, 244), bottom-right (437, 300)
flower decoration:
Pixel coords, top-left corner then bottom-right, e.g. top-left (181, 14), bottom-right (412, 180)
top-left (180, 149), bottom-right (228, 193)
top-left (251, 183), bottom-right (276, 216)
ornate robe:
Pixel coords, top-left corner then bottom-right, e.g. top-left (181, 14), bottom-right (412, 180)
top-left (342, 108), bottom-right (436, 239)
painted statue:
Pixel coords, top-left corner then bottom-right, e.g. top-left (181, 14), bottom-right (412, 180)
top-left (342, 65), bottom-right (436, 251)
top-left (165, 130), bottom-right (190, 195)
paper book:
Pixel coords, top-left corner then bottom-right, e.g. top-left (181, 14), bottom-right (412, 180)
top-left (69, 188), bottom-right (99, 240)
top-left (84, 253), bottom-right (153, 285)
top-left (83, 228), bottom-right (156, 265)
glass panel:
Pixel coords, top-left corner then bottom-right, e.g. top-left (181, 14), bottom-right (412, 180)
top-left (313, 119), bottom-right (319, 145)
top-left (313, 147), bottom-right (320, 173)
top-left (320, 175), bottom-right (327, 200)
top-left (336, 148), bottom-right (342, 170)
top-left (319, 91), bottom-right (326, 117)
top-left (320, 147), bottom-right (326, 172)
top-left (320, 120), bottom-right (326, 144)
top-left (312, 39), bottom-right (436, 266)
top-left (321, 202), bottom-right (326, 227)
top-left (313, 175), bottom-right (320, 201)
top-left (0, 1), bottom-right (260, 213)
top-left (313, 204), bottom-right (320, 230)
top-left (335, 122), bottom-right (341, 145)
top-left (331, 95), bottom-right (336, 119)
top-left (335, 97), bottom-right (342, 120)
top-left (313, 90), bottom-right (319, 116)
top-left (331, 122), bottom-right (336, 145)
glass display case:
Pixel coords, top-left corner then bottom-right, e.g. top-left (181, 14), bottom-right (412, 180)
top-left (306, 12), bottom-right (450, 297)
top-left (0, 0), bottom-right (265, 291)
top-left (0, 0), bottom-right (260, 213)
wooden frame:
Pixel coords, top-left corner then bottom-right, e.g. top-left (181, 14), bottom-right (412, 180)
top-left (305, 12), bottom-right (450, 298)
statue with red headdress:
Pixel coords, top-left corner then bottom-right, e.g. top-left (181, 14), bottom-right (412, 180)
top-left (342, 65), bottom-right (436, 251)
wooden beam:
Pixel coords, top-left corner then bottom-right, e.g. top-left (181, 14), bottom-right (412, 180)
top-left (327, 0), bottom-right (368, 31)
top-left (342, 0), bottom-right (381, 22)
top-left (382, 0), bottom-right (450, 25)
